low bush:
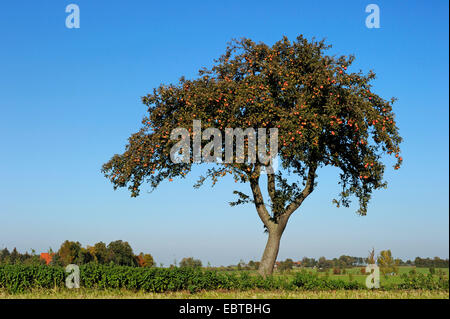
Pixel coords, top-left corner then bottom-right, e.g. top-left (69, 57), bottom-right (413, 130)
top-left (393, 272), bottom-right (449, 290)
top-left (292, 271), bottom-right (363, 290)
top-left (332, 268), bottom-right (341, 275)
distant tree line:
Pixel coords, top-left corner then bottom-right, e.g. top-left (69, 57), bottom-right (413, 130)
top-left (242, 254), bottom-right (448, 271)
top-left (1, 244), bottom-right (448, 270)
top-left (0, 240), bottom-right (154, 268)
top-left (414, 257), bottom-right (449, 268)
top-left (0, 248), bottom-right (43, 266)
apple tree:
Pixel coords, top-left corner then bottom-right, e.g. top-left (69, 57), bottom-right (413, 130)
top-left (102, 35), bottom-right (403, 276)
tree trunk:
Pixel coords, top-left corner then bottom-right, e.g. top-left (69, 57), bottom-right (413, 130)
top-left (258, 228), bottom-right (283, 277)
top-left (252, 165), bottom-right (316, 277)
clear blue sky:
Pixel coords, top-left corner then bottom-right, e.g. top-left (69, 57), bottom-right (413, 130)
top-left (0, 1), bottom-right (448, 266)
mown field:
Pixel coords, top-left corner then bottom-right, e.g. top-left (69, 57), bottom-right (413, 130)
top-left (225, 266), bottom-right (450, 287)
top-left (0, 264), bottom-right (448, 299)
top-left (1, 288), bottom-right (448, 299)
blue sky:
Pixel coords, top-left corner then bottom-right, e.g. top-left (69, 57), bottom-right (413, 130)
top-left (0, 1), bottom-right (448, 266)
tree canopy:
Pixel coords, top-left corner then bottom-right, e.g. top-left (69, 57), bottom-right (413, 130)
top-left (103, 35), bottom-right (402, 215)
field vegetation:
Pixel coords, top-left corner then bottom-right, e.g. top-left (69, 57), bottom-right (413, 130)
top-left (0, 264), bottom-right (447, 297)
top-left (1, 243), bottom-right (448, 299)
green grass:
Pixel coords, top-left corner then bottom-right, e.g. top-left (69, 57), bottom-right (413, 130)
top-left (1, 288), bottom-right (448, 299)
top-left (220, 266), bottom-right (449, 287)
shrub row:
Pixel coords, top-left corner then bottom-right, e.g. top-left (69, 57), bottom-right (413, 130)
top-left (0, 264), bottom-right (65, 293)
top-left (0, 264), bottom-right (447, 293)
top-left (292, 271), bottom-right (363, 290)
top-left (392, 272), bottom-right (449, 290)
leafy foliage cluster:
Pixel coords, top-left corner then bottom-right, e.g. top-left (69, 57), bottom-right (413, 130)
top-left (377, 249), bottom-right (399, 275)
top-left (277, 258), bottom-right (295, 272)
top-left (179, 257), bottom-right (202, 268)
top-left (53, 240), bottom-right (154, 268)
top-left (0, 248), bottom-right (44, 266)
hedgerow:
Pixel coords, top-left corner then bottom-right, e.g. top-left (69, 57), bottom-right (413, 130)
top-left (292, 271), bottom-right (364, 290)
top-left (0, 264), bottom-right (447, 294)
top-left (392, 272), bottom-right (449, 290)
top-left (0, 264), bottom-right (65, 293)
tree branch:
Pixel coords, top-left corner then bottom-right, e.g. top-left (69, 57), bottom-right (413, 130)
top-left (283, 164), bottom-right (317, 221)
top-left (249, 167), bottom-right (274, 230)
top-left (266, 166), bottom-right (276, 204)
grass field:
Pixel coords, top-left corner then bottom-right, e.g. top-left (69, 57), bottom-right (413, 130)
top-left (1, 288), bottom-right (448, 299)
